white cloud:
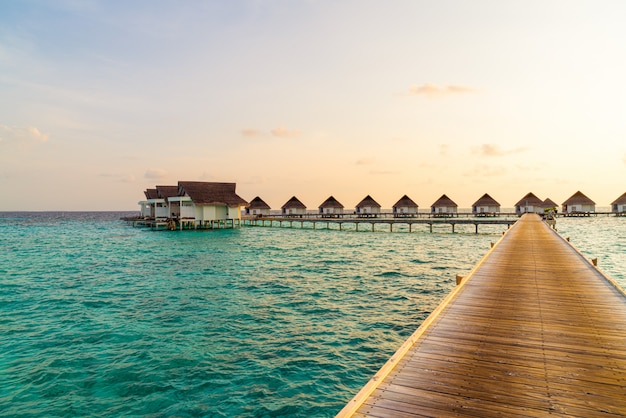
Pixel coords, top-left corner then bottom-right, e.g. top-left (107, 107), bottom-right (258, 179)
top-left (121, 175), bottom-right (136, 183)
top-left (241, 128), bottom-right (264, 138)
top-left (144, 168), bottom-right (168, 179)
top-left (408, 83), bottom-right (477, 98)
top-left (464, 164), bottom-right (507, 177)
top-left (0, 125), bottom-right (49, 151)
top-left (473, 143), bottom-right (528, 157)
top-left (356, 158), bottom-right (376, 166)
top-left (270, 125), bottom-right (300, 138)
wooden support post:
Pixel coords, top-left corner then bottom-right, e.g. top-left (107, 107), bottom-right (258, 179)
top-left (451, 224), bottom-right (455, 233)
top-left (475, 224), bottom-right (478, 234)
top-left (456, 275), bottom-right (463, 285)
top-left (491, 242), bottom-right (495, 248)
top-left (339, 223), bottom-right (342, 231)
top-left (429, 224), bottom-right (433, 233)
top-left (390, 223), bottom-right (393, 232)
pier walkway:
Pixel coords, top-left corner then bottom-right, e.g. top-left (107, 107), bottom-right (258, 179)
top-left (243, 216), bottom-right (516, 234)
top-left (337, 214), bottom-right (626, 417)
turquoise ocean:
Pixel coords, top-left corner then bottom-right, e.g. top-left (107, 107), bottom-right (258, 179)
top-left (1, 211), bottom-right (624, 417)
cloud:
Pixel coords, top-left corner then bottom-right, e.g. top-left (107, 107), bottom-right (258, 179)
top-left (356, 158), bottom-right (376, 166)
top-left (270, 125), bottom-right (300, 138)
top-left (439, 144), bottom-right (449, 156)
top-left (241, 129), bottom-right (264, 138)
top-left (369, 170), bottom-right (398, 175)
top-left (408, 83), bottom-right (477, 98)
top-left (121, 175), bottom-right (136, 183)
top-left (0, 125), bottom-right (49, 150)
top-left (144, 168), bottom-right (168, 180)
top-left (474, 143), bottom-right (528, 157)
top-left (464, 164), bottom-right (507, 177)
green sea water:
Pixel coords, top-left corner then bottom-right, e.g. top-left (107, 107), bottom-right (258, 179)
top-left (0, 212), bottom-right (623, 417)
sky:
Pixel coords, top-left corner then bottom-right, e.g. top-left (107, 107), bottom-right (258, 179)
top-left (1, 0), bottom-right (625, 211)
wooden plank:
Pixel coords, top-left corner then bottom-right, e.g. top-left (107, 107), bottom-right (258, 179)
top-left (336, 214), bottom-right (626, 417)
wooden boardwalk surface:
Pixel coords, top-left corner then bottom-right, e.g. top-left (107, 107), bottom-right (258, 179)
top-left (337, 214), bottom-right (626, 417)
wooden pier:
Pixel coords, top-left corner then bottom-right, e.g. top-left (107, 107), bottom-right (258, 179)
top-left (243, 216), bottom-right (517, 234)
top-left (336, 214), bottom-right (626, 417)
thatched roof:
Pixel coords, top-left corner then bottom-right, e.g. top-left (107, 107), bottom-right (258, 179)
top-left (319, 196), bottom-right (344, 209)
top-left (355, 195), bottom-right (381, 208)
top-left (562, 191), bottom-right (595, 206)
top-left (393, 195), bottom-right (418, 208)
top-left (281, 196), bottom-right (306, 209)
top-left (177, 181), bottom-right (248, 206)
top-left (156, 185), bottom-right (179, 201)
top-left (542, 198), bottom-right (558, 208)
top-left (611, 192), bottom-right (626, 205)
top-left (514, 192), bottom-right (543, 207)
top-left (472, 193), bottom-right (500, 207)
top-left (431, 194), bottom-right (458, 208)
top-left (248, 196), bottom-right (271, 210)
top-left (144, 188), bottom-right (158, 199)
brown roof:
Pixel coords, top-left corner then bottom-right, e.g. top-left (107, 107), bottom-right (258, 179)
top-left (393, 195), bottom-right (418, 208)
top-left (611, 192), bottom-right (626, 205)
top-left (144, 188), bottom-right (158, 199)
top-left (542, 198), bottom-right (558, 208)
top-left (431, 194), bottom-right (458, 208)
top-left (472, 193), bottom-right (500, 207)
top-left (178, 181), bottom-right (248, 206)
top-left (281, 196), bottom-right (306, 210)
top-left (562, 191), bottom-right (595, 206)
top-left (248, 196), bottom-right (271, 210)
top-left (514, 192), bottom-right (543, 207)
top-left (355, 195), bottom-right (381, 208)
top-left (319, 196), bottom-right (344, 209)
top-left (156, 185), bottom-right (179, 201)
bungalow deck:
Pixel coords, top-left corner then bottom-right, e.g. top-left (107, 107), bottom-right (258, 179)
top-left (336, 213), bottom-right (626, 417)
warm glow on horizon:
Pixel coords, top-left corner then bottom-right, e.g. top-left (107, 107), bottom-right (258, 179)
top-left (1, 1), bottom-right (625, 211)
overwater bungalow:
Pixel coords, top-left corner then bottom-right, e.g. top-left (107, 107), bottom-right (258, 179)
top-left (355, 195), bottom-right (381, 218)
top-left (281, 196), bottom-right (307, 217)
top-left (139, 186), bottom-right (176, 220)
top-left (514, 192), bottom-right (544, 216)
top-left (393, 195), bottom-right (419, 217)
top-left (612, 192), bottom-right (626, 215)
top-left (166, 181), bottom-right (248, 225)
top-left (319, 196), bottom-right (344, 218)
top-left (472, 193), bottom-right (500, 216)
top-left (156, 185), bottom-right (179, 218)
top-left (542, 198), bottom-right (559, 214)
top-left (246, 196), bottom-right (271, 216)
top-left (562, 191), bottom-right (596, 215)
top-left (431, 194), bottom-right (458, 217)
top-left (139, 189), bottom-right (158, 218)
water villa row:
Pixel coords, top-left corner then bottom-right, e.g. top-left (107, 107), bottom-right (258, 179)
top-left (134, 182), bottom-right (626, 230)
top-left (247, 191), bottom-right (625, 218)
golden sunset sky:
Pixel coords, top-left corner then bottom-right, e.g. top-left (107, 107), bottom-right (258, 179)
top-left (1, 1), bottom-right (625, 210)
